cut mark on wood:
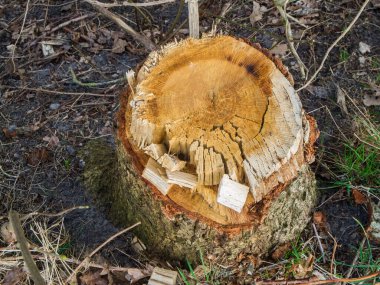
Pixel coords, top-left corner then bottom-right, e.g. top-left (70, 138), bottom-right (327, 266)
top-left (148, 267), bottom-right (178, 285)
top-left (217, 174), bottom-right (249, 213)
top-left (142, 158), bottom-right (171, 195)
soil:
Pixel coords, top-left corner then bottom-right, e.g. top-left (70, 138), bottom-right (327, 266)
top-left (0, 0), bottom-right (379, 283)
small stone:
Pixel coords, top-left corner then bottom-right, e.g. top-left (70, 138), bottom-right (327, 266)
top-left (79, 159), bottom-right (85, 169)
top-left (359, 56), bottom-right (366, 66)
top-left (49, 103), bottom-right (60, 110)
top-left (359, 42), bottom-right (371, 54)
top-left (66, 145), bottom-right (76, 156)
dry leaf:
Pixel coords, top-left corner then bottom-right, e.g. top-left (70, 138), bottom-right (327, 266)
top-left (125, 268), bottom-right (149, 283)
top-left (291, 255), bottom-right (314, 279)
top-left (313, 211), bottom-right (326, 225)
top-left (270, 43), bottom-right (288, 56)
top-left (80, 271), bottom-right (108, 285)
top-left (43, 135), bottom-right (60, 147)
top-left (271, 242), bottom-right (291, 261)
top-left (352, 189), bottom-right (367, 205)
top-left (336, 85), bottom-right (348, 115)
top-left (250, 1), bottom-right (263, 24)
top-left (2, 127), bottom-right (17, 138)
top-left (112, 38), bottom-right (127, 54)
top-left (1, 222), bottom-right (16, 243)
top-left (26, 148), bottom-right (51, 166)
top-left (2, 267), bottom-right (27, 285)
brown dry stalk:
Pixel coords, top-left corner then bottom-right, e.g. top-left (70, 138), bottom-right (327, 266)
top-left (83, 0), bottom-right (175, 8)
top-left (257, 271), bottom-right (380, 285)
top-left (8, 210), bottom-right (46, 285)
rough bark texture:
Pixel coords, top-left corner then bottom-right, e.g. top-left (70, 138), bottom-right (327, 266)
top-left (81, 139), bottom-right (317, 262)
top-left (80, 36), bottom-right (319, 263)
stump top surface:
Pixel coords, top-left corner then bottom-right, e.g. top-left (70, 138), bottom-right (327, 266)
top-left (124, 36), bottom-right (312, 226)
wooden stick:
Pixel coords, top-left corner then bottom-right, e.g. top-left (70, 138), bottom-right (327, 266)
top-left (83, 0), bottom-right (175, 8)
top-left (256, 271), bottom-right (380, 285)
top-left (187, 0), bottom-right (199, 38)
top-left (83, 0), bottom-right (156, 51)
top-left (66, 222), bottom-right (141, 283)
top-left (8, 210), bottom-right (46, 285)
top-left (20, 205), bottom-right (89, 221)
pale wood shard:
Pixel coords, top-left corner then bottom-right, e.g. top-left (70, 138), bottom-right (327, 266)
top-left (217, 174), bottom-right (249, 213)
top-left (142, 158), bottom-right (171, 195)
top-left (148, 267), bottom-right (177, 285)
top-left (158, 153), bottom-right (186, 172)
top-left (125, 36), bottom-right (315, 224)
top-left (143, 143), bottom-right (167, 160)
top-left (166, 170), bottom-right (197, 189)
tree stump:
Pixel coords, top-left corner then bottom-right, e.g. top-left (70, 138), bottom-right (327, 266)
top-left (83, 36), bottom-right (319, 262)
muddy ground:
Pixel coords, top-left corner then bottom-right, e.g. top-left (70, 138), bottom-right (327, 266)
top-left (0, 0), bottom-right (379, 283)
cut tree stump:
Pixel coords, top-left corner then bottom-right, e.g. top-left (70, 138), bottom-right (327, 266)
top-left (82, 36), bottom-right (319, 262)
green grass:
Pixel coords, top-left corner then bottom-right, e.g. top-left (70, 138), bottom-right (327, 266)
top-left (334, 143), bottom-right (380, 189)
top-left (178, 250), bottom-right (220, 285)
top-left (339, 48), bottom-right (350, 62)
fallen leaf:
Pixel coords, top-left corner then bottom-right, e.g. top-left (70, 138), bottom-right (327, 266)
top-left (250, 1), bottom-right (263, 24)
top-left (43, 135), bottom-right (60, 147)
top-left (336, 85), bottom-right (348, 115)
top-left (313, 211), bottom-right (326, 225)
top-left (305, 85), bottom-right (330, 99)
top-left (112, 38), bottom-right (127, 54)
top-left (1, 222), bottom-right (16, 243)
top-left (270, 43), bottom-right (288, 56)
top-left (291, 255), bottom-right (314, 279)
top-left (125, 268), bottom-right (147, 283)
top-left (80, 271), bottom-right (108, 285)
top-left (2, 127), bottom-right (17, 138)
top-left (352, 189), bottom-right (367, 204)
top-left (26, 148), bottom-right (51, 166)
top-left (359, 42), bottom-right (371, 54)
top-left (271, 242), bottom-right (291, 261)
top-left (2, 267), bottom-right (27, 285)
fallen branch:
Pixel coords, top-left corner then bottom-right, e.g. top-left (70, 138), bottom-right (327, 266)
top-left (83, 0), bottom-right (175, 8)
top-left (8, 210), bottom-right (46, 285)
top-left (256, 271), bottom-right (380, 285)
top-left (275, 0), bottom-right (307, 79)
top-left (83, 0), bottom-right (156, 51)
top-left (66, 221), bottom-right (141, 283)
top-left (20, 205), bottom-right (89, 221)
top-left (70, 68), bottom-right (126, 87)
top-left (297, 0), bottom-right (371, 92)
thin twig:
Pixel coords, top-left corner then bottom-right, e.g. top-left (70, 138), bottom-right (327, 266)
top-left (297, 0), bottom-right (371, 92)
top-left (0, 165), bottom-right (18, 179)
top-left (70, 68), bottom-right (126, 87)
top-left (20, 205), bottom-right (89, 221)
top-left (83, 0), bottom-right (175, 7)
top-left (84, 0), bottom-right (156, 51)
top-left (257, 271), bottom-right (380, 285)
top-left (312, 223), bottom-right (326, 263)
top-left (275, 1), bottom-right (307, 79)
top-left (66, 222), bottom-right (141, 283)
top-left (344, 237), bottom-right (366, 282)
top-left (10, 0), bottom-right (31, 72)
top-left (9, 210), bottom-right (46, 285)
top-left (2, 86), bottom-right (116, 97)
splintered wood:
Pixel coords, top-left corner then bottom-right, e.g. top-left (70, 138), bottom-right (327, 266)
top-left (127, 36), bottom-right (309, 214)
top-left (148, 267), bottom-right (177, 285)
